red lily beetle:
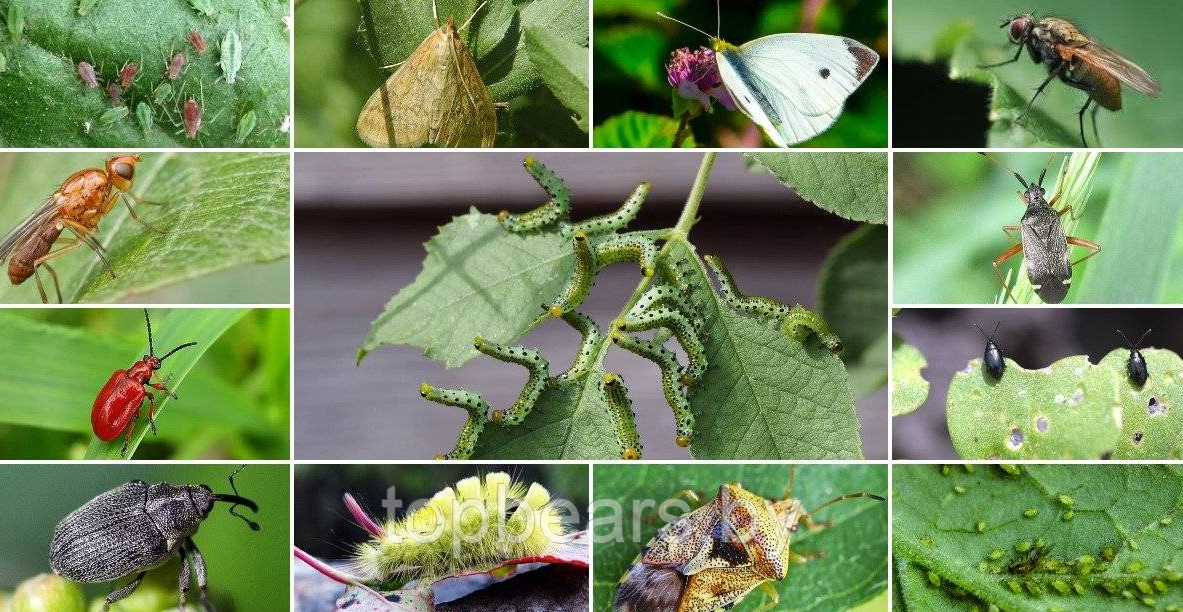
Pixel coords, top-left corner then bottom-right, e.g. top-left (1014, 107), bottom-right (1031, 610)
top-left (92, 309), bottom-right (196, 455)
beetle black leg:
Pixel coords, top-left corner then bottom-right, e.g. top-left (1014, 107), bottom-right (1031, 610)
top-left (103, 571), bottom-right (146, 611)
top-left (179, 548), bottom-right (192, 607)
top-left (186, 538), bottom-right (216, 612)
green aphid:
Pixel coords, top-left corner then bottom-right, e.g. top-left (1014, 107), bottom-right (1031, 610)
top-left (1161, 516), bottom-right (1174, 526)
top-left (1164, 570), bottom-right (1182, 582)
top-left (920, 535), bottom-right (935, 547)
top-left (7, 4), bottom-right (24, 41)
top-left (1121, 589), bottom-right (1134, 599)
top-left (1077, 555), bottom-right (1095, 575)
top-left (188, 0), bottom-right (216, 17)
top-left (1058, 494), bottom-right (1075, 507)
top-left (1000, 464), bottom-right (1022, 476)
top-left (989, 549), bottom-right (1005, 560)
top-left (988, 605), bottom-right (1000, 612)
top-left (234, 109), bottom-right (257, 144)
top-left (1024, 508), bottom-right (1039, 518)
top-left (152, 82), bottom-right (173, 105)
top-left (1035, 538), bottom-right (1046, 549)
top-left (1102, 581), bottom-right (1120, 594)
top-left (1102, 546), bottom-right (1116, 561)
top-left (1051, 580), bottom-right (1071, 595)
top-left (220, 29), bottom-right (243, 85)
top-left (78, 0), bottom-right (101, 16)
top-left (99, 106), bottom-right (129, 125)
top-left (1142, 597), bottom-right (1156, 607)
top-left (1072, 581), bottom-right (1086, 595)
top-left (1007, 579), bottom-right (1023, 594)
top-left (1016, 541), bottom-right (1033, 553)
top-left (0, 51), bottom-right (7, 73)
top-left (941, 465), bottom-right (951, 476)
top-left (1024, 580), bottom-right (1043, 596)
top-left (976, 520), bottom-right (986, 533)
top-left (978, 561), bottom-right (990, 573)
top-left (1049, 607), bottom-right (1064, 612)
top-left (1153, 579), bottom-right (1168, 593)
top-left (1063, 510), bottom-right (1074, 521)
top-left (927, 571), bottom-right (941, 587)
top-left (1128, 560), bottom-right (1146, 573)
top-left (964, 464), bottom-right (976, 473)
top-left (1136, 581), bottom-right (1154, 595)
top-left (135, 102), bottom-right (152, 135)
top-left (1130, 540), bottom-right (1140, 551)
top-left (954, 485), bottom-right (967, 494)
top-left (949, 587), bottom-right (967, 598)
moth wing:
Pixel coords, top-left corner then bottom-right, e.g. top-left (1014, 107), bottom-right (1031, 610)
top-left (438, 32), bottom-right (497, 147)
top-left (720, 34), bottom-right (878, 146)
top-left (1073, 42), bottom-right (1162, 96)
top-left (0, 195), bottom-right (62, 261)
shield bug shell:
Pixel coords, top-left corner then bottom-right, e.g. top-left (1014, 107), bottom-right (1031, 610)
top-left (614, 470), bottom-right (884, 612)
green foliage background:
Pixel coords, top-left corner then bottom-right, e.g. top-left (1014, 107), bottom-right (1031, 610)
top-left (892, 0), bottom-right (1183, 147)
top-left (893, 152), bottom-right (1183, 304)
top-left (593, 0), bottom-right (888, 148)
top-left (0, 308), bottom-right (290, 460)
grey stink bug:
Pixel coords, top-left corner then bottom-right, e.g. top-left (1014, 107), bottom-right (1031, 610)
top-left (614, 468), bottom-right (883, 612)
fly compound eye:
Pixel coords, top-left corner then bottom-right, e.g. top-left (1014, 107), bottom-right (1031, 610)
top-left (1009, 17), bottom-right (1029, 42)
top-left (113, 161), bottom-right (134, 180)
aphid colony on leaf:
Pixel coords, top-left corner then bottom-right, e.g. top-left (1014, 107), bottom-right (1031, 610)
top-left (614, 467), bottom-right (884, 612)
top-left (421, 156), bottom-right (710, 460)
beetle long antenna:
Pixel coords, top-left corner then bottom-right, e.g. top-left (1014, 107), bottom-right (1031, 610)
top-left (1115, 329), bottom-right (1132, 349)
top-left (978, 152), bottom-right (1028, 189)
top-left (656, 12), bottom-right (713, 39)
top-left (158, 341), bottom-right (197, 363)
top-left (808, 492), bottom-right (885, 516)
top-left (214, 465), bottom-right (261, 531)
top-left (144, 309), bottom-right (155, 356)
top-left (991, 321), bottom-right (1000, 339)
top-left (972, 322), bottom-right (994, 342)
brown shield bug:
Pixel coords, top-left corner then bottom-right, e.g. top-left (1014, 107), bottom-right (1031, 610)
top-left (613, 467), bottom-right (884, 612)
top-left (980, 153), bottom-right (1102, 304)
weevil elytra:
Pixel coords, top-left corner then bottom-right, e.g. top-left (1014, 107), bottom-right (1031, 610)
top-left (980, 153), bottom-right (1101, 304)
top-left (614, 468), bottom-right (884, 612)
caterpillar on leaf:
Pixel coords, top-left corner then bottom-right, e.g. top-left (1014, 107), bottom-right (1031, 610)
top-left (498, 156), bottom-right (572, 232)
top-left (703, 253), bottom-right (842, 353)
top-left (601, 372), bottom-right (642, 459)
top-left (473, 336), bottom-right (550, 425)
top-left (550, 310), bottom-right (601, 387)
top-left (349, 472), bottom-right (570, 589)
top-left (629, 284), bottom-right (702, 332)
top-left (563, 182), bottom-right (650, 237)
top-left (611, 330), bottom-right (695, 447)
top-left (594, 233), bottom-right (657, 277)
top-left (617, 307), bottom-right (707, 385)
top-left (419, 383), bottom-right (488, 460)
top-left (546, 232), bottom-right (595, 317)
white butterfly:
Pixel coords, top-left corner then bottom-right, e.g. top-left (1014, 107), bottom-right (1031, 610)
top-left (661, 7), bottom-right (880, 147)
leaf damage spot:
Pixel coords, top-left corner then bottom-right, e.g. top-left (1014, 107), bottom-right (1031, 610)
top-left (1148, 397), bottom-right (1168, 416)
top-left (1074, 367), bottom-right (1083, 377)
top-left (1035, 416), bottom-right (1049, 433)
top-left (1008, 427), bottom-right (1024, 450)
top-left (1067, 388), bottom-right (1083, 406)
top-left (1132, 430), bottom-right (1144, 445)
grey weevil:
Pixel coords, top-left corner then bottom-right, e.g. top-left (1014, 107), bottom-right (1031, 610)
top-left (49, 466), bottom-right (260, 612)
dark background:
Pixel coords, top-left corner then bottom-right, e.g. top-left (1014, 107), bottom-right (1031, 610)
top-left (893, 308), bottom-right (1183, 459)
top-left (293, 151), bottom-right (887, 460)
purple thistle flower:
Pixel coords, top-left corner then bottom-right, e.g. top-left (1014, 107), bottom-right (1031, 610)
top-left (666, 46), bottom-right (735, 111)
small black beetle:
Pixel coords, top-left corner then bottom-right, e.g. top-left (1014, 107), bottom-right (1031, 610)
top-left (1115, 329), bottom-right (1151, 387)
top-left (50, 466), bottom-right (259, 612)
top-left (973, 322), bottom-right (1005, 380)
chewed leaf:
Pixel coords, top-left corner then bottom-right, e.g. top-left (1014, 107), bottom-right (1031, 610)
top-left (892, 340), bottom-right (929, 417)
top-left (1099, 348), bottom-right (1183, 459)
top-left (947, 355), bottom-right (1121, 459)
top-left (746, 152), bottom-right (888, 224)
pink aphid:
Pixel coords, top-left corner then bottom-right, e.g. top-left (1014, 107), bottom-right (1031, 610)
top-left (78, 61), bottom-right (98, 88)
top-left (188, 30), bottom-right (207, 53)
top-left (167, 53), bottom-right (186, 80)
top-left (106, 82), bottom-right (123, 105)
top-left (118, 62), bottom-right (138, 88)
top-left (183, 97), bottom-right (201, 139)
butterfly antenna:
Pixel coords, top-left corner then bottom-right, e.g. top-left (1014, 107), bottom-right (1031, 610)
top-left (978, 152), bottom-right (1029, 189)
top-left (716, 0), bottom-right (721, 38)
top-left (656, 12), bottom-right (714, 40)
top-left (459, 0), bottom-right (487, 31)
top-left (431, 0), bottom-right (439, 27)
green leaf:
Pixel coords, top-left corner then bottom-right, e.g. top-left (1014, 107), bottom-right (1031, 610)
top-left (0, 153), bottom-right (290, 304)
top-left (594, 464), bottom-right (888, 612)
top-left (593, 111), bottom-right (693, 147)
top-left (894, 464), bottom-right (1183, 612)
top-left (82, 308), bottom-right (250, 459)
top-left (817, 225), bottom-right (888, 398)
top-left (745, 152), bottom-right (888, 224)
top-left (1098, 348), bottom-right (1183, 460)
top-left (523, 25), bottom-right (588, 132)
top-left (359, 209), bottom-right (569, 368)
top-left (667, 241), bottom-right (863, 460)
top-left (0, 0), bottom-right (290, 147)
top-left (594, 25), bottom-right (667, 92)
top-left (1076, 154), bottom-right (1183, 303)
top-left (892, 340), bottom-right (929, 417)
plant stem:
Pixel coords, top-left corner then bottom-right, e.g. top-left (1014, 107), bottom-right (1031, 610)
top-left (672, 113), bottom-right (691, 148)
top-left (672, 152), bottom-right (716, 238)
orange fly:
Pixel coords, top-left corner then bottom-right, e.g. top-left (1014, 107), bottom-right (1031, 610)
top-left (0, 155), bottom-right (164, 303)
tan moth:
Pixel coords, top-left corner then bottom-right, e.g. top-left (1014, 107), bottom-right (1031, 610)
top-left (356, 0), bottom-right (496, 148)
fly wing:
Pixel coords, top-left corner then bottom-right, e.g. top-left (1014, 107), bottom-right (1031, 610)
top-left (0, 196), bottom-right (61, 262)
top-left (721, 34), bottom-right (878, 146)
top-left (1073, 42), bottom-right (1161, 96)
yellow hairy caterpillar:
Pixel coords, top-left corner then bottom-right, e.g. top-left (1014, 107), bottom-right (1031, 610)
top-left (703, 253), bottom-right (843, 353)
top-left (551, 311), bottom-right (601, 387)
top-left (601, 373), bottom-right (642, 460)
top-left (498, 156), bottom-right (571, 232)
top-left (564, 182), bottom-right (650, 237)
top-left (473, 336), bottom-right (550, 425)
top-left (593, 233), bottom-right (658, 277)
top-left (611, 330), bottom-right (695, 447)
top-left (617, 307), bottom-right (708, 385)
top-left (418, 383), bottom-right (489, 460)
top-left (547, 232), bottom-right (595, 317)
top-left (350, 472), bottom-right (569, 588)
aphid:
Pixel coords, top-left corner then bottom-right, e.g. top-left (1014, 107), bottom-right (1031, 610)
top-left (219, 29), bottom-right (242, 85)
top-left (167, 52), bottom-right (186, 80)
top-left (152, 81), bottom-right (173, 105)
top-left (188, 29), bottom-right (207, 53)
top-left (550, 310), bottom-right (601, 387)
top-left (611, 330), bottom-right (694, 447)
top-left (419, 383), bottom-right (488, 460)
top-left (6, 4), bottom-right (23, 41)
top-left (980, 153), bottom-right (1101, 304)
top-left (92, 310), bottom-right (197, 456)
top-left (106, 82), bottom-right (123, 105)
top-left (78, 0), bottom-right (101, 16)
top-left (617, 307), bottom-right (707, 385)
top-left (234, 109), bottom-right (257, 144)
top-left (498, 156), bottom-right (572, 232)
top-left (594, 233), bottom-right (657, 277)
top-left (1115, 328), bottom-right (1151, 387)
top-left (602, 373), bottom-right (642, 460)
top-left (0, 155), bottom-right (164, 303)
top-left (614, 467), bottom-right (884, 612)
top-left (0, 51), bottom-right (6, 73)
top-left (349, 473), bottom-right (570, 588)
top-left (187, 0), bottom-right (216, 17)
top-left (50, 467), bottom-right (258, 612)
top-left (972, 321), bottom-right (1005, 380)
top-left (1008, 544), bottom-right (1050, 575)
top-left (981, 14), bottom-right (1161, 147)
top-left (565, 182), bottom-right (649, 237)
top-left (182, 96), bottom-right (201, 139)
top-left (474, 336), bottom-right (549, 426)
top-left (78, 61), bottom-right (99, 88)
top-left (135, 102), bottom-right (152, 135)
top-left (546, 232), bottom-right (595, 317)
top-left (118, 61), bottom-right (138, 88)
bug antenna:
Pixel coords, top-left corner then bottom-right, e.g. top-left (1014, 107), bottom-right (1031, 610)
top-left (991, 321), bottom-right (1000, 338)
top-left (978, 152), bottom-right (1028, 189)
top-left (1037, 153), bottom-right (1057, 187)
top-left (1136, 329), bottom-right (1152, 348)
top-left (458, 1), bottom-right (487, 31)
top-left (157, 341), bottom-right (197, 363)
top-left (971, 322), bottom-right (990, 342)
top-left (716, 0), bottom-right (720, 39)
top-left (808, 492), bottom-right (885, 516)
top-left (656, 12), bottom-right (714, 40)
top-left (214, 465), bottom-right (261, 531)
top-left (144, 309), bottom-right (155, 356)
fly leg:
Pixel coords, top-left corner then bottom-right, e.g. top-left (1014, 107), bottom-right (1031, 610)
top-left (1018, 62), bottom-right (1066, 122)
top-left (120, 190), bottom-right (167, 235)
top-left (30, 239), bottom-right (84, 303)
top-left (102, 571), bottom-right (146, 611)
top-left (1067, 236), bottom-right (1102, 267)
top-left (184, 538), bottom-right (217, 612)
top-left (993, 241), bottom-right (1024, 304)
top-left (979, 44), bottom-right (1023, 68)
top-left (62, 218), bottom-right (116, 279)
top-left (1090, 104), bottom-right (1102, 146)
top-left (1077, 95), bottom-right (1094, 147)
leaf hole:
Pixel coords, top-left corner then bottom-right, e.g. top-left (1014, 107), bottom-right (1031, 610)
top-left (1067, 388), bottom-right (1083, 406)
top-left (1008, 427), bottom-right (1024, 450)
top-left (1148, 397), bottom-right (1168, 416)
top-left (1132, 430), bottom-right (1144, 445)
top-left (1035, 416), bottom-right (1049, 433)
